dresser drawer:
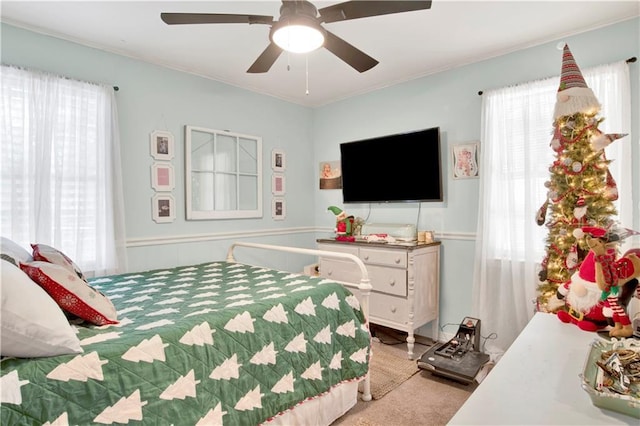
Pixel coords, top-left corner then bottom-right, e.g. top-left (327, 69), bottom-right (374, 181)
top-left (360, 247), bottom-right (407, 268)
top-left (318, 243), bottom-right (359, 256)
top-left (370, 292), bottom-right (409, 324)
top-left (367, 264), bottom-right (406, 297)
top-left (318, 257), bottom-right (361, 284)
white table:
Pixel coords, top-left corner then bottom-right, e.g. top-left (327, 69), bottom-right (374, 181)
top-left (449, 312), bottom-right (637, 425)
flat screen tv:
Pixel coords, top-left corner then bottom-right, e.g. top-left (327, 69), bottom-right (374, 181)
top-left (340, 127), bottom-right (443, 203)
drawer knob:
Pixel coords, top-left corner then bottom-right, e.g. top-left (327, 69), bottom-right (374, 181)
top-left (327, 270), bottom-right (332, 276)
top-left (389, 279), bottom-right (395, 286)
top-left (390, 306), bottom-right (397, 313)
top-left (395, 257), bottom-right (401, 264)
top-left (363, 255), bottom-right (369, 260)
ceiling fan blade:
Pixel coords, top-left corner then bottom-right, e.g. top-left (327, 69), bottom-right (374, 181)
top-left (160, 13), bottom-right (273, 25)
top-left (323, 30), bottom-right (378, 73)
top-left (318, 1), bottom-right (432, 24)
top-left (247, 43), bottom-right (283, 73)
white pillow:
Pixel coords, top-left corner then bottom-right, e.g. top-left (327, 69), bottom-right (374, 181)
top-left (1, 237), bottom-right (32, 267)
top-left (1, 259), bottom-right (82, 358)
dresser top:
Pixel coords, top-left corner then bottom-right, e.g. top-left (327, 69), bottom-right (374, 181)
top-left (316, 238), bottom-right (441, 250)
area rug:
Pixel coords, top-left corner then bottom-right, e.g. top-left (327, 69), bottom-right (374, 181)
top-left (366, 341), bottom-right (420, 400)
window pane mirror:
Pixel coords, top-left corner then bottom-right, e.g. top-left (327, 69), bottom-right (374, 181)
top-left (185, 125), bottom-right (262, 219)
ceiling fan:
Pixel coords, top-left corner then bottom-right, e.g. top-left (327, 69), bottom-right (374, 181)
top-left (161, 1), bottom-right (432, 74)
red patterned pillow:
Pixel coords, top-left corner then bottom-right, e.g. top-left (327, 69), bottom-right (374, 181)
top-left (31, 243), bottom-right (86, 280)
top-left (20, 261), bottom-right (118, 326)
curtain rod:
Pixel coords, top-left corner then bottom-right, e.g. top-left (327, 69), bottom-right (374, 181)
top-left (477, 56), bottom-right (637, 96)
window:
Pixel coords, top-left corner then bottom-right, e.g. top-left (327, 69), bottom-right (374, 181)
top-left (0, 65), bottom-right (126, 276)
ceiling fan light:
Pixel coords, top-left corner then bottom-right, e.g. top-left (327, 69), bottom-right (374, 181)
top-left (272, 24), bottom-right (324, 54)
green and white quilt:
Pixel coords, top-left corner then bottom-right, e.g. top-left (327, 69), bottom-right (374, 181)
top-left (1, 261), bottom-right (371, 425)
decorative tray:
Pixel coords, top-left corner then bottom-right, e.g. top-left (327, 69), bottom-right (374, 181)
top-left (580, 337), bottom-right (640, 419)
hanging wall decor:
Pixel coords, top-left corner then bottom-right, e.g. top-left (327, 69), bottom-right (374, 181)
top-left (272, 173), bottom-right (285, 196)
top-left (152, 194), bottom-right (176, 223)
top-left (271, 149), bottom-right (285, 172)
top-left (150, 130), bottom-right (175, 161)
top-left (452, 142), bottom-right (480, 179)
top-left (151, 162), bottom-right (175, 192)
top-left (272, 197), bottom-right (286, 220)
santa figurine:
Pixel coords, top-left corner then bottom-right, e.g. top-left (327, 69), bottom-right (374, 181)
top-left (556, 227), bottom-right (613, 332)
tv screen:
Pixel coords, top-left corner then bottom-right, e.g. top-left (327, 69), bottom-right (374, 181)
top-left (340, 127), bottom-right (443, 203)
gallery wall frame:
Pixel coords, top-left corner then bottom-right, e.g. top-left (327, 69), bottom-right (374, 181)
top-left (272, 197), bottom-right (286, 220)
top-left (150, 130), bottom-right (175, 161)
top-left (272, 149), bottom-right (285, 172)
top-left (152, 194), bottom-right (176, 223)
top-left (452, 141), bottom-right (480, 179)
top-left (151, 162), bottom-right (175, 192)
top-left (272, 173), bottom-right (285, 195)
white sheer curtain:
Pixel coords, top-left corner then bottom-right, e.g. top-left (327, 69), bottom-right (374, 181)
top-left (473, 61), bottom-right (632, 357)
top-left (1, 65), bottom-right (127, 276)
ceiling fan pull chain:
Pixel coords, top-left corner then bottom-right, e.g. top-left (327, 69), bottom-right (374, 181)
top-left (287, 51), bottom-right (291, 71)
top-left (305, 55), bottom-right (309, 95)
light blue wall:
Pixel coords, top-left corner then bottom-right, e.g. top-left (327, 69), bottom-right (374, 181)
top-left (312, 18), bottom-right (639, 336)
top-left (2, 18), bottom-right (638, 340)
top-left (1, 23), bottom-right (318, 273)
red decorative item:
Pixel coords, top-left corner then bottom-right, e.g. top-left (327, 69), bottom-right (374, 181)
top-left (604, 169), bottom-right (618, 201)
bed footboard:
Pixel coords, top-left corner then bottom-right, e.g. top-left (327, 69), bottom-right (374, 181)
top-left (226, 241), bottom-right (373, 402)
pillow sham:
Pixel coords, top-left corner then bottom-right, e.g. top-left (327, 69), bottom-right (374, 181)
top-left (1, 237), bottom-right (33, 267)
top-left (20, 261), bottom-right (118, 326)
top-left (1, 259), bottom-right (83, 358)
top-left (31, 243), bottom-right (85, 280)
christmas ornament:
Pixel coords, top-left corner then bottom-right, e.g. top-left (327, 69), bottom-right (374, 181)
top-left (591, 132), bottom-right (628, 151)
top-left (553, 44), bottom-right (600, 120)
top-left (573, 197), bottom-right (587, 219)
top-left (550, 127), bottom-right (563, 152)
top-left (565, 244), bottom-right (578, 269)
top-left (571, 161), bottom-right (583, 173)
top-left (536, 199), bottom-right (549, 226)
top-left (604, 169), bottom-right (618, 201)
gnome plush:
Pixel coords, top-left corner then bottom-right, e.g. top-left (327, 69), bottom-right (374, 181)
top-left (327, 206), bottom-right (353, 238)
top-left (553, 44), bottom-right (601, 120)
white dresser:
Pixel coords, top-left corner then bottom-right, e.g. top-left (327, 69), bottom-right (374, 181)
top-left (317, 239), bottom-right (441, 359)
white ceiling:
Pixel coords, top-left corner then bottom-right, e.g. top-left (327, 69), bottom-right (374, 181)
top-left (1, 1), bottom-right (638, 107)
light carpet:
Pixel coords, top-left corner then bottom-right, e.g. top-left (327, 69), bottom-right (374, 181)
top-left (366, 341), bottom-right (420, 400)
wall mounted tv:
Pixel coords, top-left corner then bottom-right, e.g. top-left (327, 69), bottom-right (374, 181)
top-left (340, 127), bottom-right (443, 203)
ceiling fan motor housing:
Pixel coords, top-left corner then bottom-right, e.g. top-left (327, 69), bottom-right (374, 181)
top-left (270, 1), bottom-right (326, 51)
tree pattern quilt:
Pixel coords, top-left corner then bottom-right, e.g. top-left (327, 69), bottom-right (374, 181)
top-left (1, 261), bottom-right (371, 425)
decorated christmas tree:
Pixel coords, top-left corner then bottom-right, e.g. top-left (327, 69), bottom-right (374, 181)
top-left (536, 44), bottom-right (625, 310)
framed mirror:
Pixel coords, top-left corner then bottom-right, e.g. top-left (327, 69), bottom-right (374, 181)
top-left (185, 125), bottom-right (262, 220)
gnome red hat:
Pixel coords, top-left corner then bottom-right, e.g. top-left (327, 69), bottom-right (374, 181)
top-left (553, 44), bottom-right (600, 119)
top-left (578, 250), bottom-right (597, 283)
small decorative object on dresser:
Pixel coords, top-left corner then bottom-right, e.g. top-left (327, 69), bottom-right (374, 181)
top-left (317, 238), bottom-right (441, 359)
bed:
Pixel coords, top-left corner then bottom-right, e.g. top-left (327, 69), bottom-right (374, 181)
top-left (1, 241), bottom-right (372, 425)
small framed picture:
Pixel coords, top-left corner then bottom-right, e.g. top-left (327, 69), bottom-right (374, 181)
top-left (272, 149), bottom-right (285, 171)
top-left (150, 130), bottom-right (174, 161)
top-left (151, 163), bottom-right (175, 192)
top-left (152, 194), bottom-right (175, 223)
top-left (319, 160), bottom-right (342, 190)
top-left (272, 197), bottom-right (286, 220)
top-left (452, 142), bottom-right (480, 179)
top-left (272, 173), bottom-right (285, 195)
